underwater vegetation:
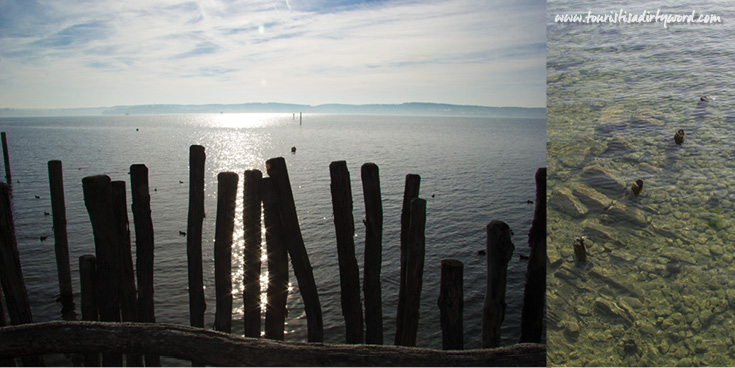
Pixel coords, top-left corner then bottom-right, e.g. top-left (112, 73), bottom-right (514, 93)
top-left (546, 9), bottom-right (735, 366)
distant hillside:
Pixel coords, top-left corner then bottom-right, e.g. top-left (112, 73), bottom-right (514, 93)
top-left (0, 102), bottom-right (545, 118)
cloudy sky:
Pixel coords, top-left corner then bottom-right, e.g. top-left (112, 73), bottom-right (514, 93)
top-left (0, 0), bottom-right (545, 109)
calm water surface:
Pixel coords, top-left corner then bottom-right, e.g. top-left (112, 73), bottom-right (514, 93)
top-left (548, 1), bottom-right (735, 366)
top-left (0, 113), bottom-right (544, 364)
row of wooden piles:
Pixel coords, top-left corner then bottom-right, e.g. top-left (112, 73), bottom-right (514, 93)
top-left (0, 141), bottom-right (546, 366)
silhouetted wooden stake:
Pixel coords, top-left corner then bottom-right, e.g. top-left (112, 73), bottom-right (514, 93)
top-left (214, 172), bottom-right (239, 333)
top-left (82, 175), bottom-right (123, 366)
top-left (396, 197), bottom-right (426, 347)
top-left (482, 221), bottom-right (514, 349)
top-left (112, 180), bottom-right (143, 367)
top-left (261, 178), bottom-right (288, 340)
top-left (1, 132), bottom-right (11, 184)
top-left (265, 157), bottom-right (323, 342)
top-left (329, 161), bottom-right (364, 344)
top-left (243, 170), bottom-right (262, 338)
top-left (0, 183), bottom-right (43, 366)
top-left (438, 259), bottom-right (464, 350)
top-left (80, 254), bottom-right (101, 367)
top-left (361, 163), bottom-right (383, 345)
top-left (112, 181), bottom-right (138, 322)
top-left (186, 145), bottom-right (206, 329)
top-left (395, 174), bottom-right (420, 345)
top-left (520, 168), bottom-right (546, 344)
top-left (130, 164), bottom-right (160, 366)
top-left (0, 282), bottom-right (14, 367)
top-left (47, 160), bottom-right (74, 316)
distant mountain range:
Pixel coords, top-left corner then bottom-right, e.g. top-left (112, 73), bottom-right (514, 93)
top-left (1, 102), bottom-right (545, 118)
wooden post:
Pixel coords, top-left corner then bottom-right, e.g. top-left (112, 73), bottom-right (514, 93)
top-left (0, 183), bottom-right (43, 366)
top-left (130, 164), bottom-right (160, 366)
top-left (186, 145), bottom-right (206, 329)
top-left (47, 160), bottom-right (74, 316)
top-left (80, 254), bottom-right (101, 367)
top-left (214, 172), bottom-right (239, 333)
top-left (242, 170), bottom-right (262, 338)
top-left (361, 163), bottom-right (383, 345)
top-left (396, 197), bottom-right (426, 347)
top-left (1, 132), bottom-right (10, 184)
top-left (0, 282), bottom-right (15, 367)
top-left (111, 181), bottom-right (138, 322)
top-left (112, 180), bottom-right (143, 367)
top-left (261, 178), bottom-right (288, 341)
top-left (520, 168), bottom-right (546, 344)
top-left (0, 187), bottom-right (20, 312)
top-left (329, 161), bottom-right (364, 344)
top-left (82, 175), bottom-right (122, 366)
top-left (482, 221), bottom-right (514, 348)
top-left (438, 259), bottom-right (463, 350)
top-left (265, 157), bottom-right (323, 342)
top-left (395, 174), bottom-right (420, 345)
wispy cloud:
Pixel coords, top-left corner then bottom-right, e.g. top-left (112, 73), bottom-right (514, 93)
top-left (0, 0), bottom-right (545, 108)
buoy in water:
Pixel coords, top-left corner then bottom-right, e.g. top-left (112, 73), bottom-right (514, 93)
top-left (291, 146), bottom-right (296, 153)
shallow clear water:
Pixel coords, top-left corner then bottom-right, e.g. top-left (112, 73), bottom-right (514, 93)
top-left (0, 113), bottom-right (544, 364)
top-left (547, 1), bottom-right (735, 366)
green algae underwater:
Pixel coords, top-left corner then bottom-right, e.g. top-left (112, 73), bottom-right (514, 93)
top-left (547, 1), bottom-right (735, 366)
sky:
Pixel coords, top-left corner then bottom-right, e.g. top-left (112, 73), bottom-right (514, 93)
top-left (0, 0), bottom-right (546, 109)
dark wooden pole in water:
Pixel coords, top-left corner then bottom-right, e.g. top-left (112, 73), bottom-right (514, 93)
top-left (329, 161), bottom-right (364, 344)
top-left (396, 197), bottom-right (426, 347)
top-left (243, 170), bottom-right (262, 338)
top-left (438, 259), bottom-right (464, 350)
top-left (265, 157), bottom-right (323, 342)
top-left (395, 174), bottom-right (420, 345)
top-left (214, 172), bottom-right (239, 333)
top-left (1, 132), bottom-right (10, 184)
top-left (111, 181), bottom-right (138, 323)
top-left (261, 178), bottom-right (288, 341)
top-left (0, 282), bottom-right (14, 367)
top-left (130, 164), bottom-right (161, 366)
top-left (112, 180), bottom-right (144, 367)
top-left (482, 221), bottom-right (514, 349)
top-left (80, 254), bottom-right (101, 367)
top-left (187, 145), bottom-right (206, 329)
top-left (47, 160), bottom-right (74, 314)
top-left (520, 168), bottom-right (546, 344)
top-left (361, 163), bottom-right (383, 345)
top-left (0, 182), bottom-right (43, 366)
top-left (82, 175), bottom-right (123, 366)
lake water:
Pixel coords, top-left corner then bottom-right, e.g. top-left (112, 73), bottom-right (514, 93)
top-left (0, 113), bottom-right (545, 364)
top-left (547, 0), bottom-right (735, 366)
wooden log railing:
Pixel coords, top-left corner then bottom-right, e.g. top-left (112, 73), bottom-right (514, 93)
top-left (0, 321), bottom-right (546, 367)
